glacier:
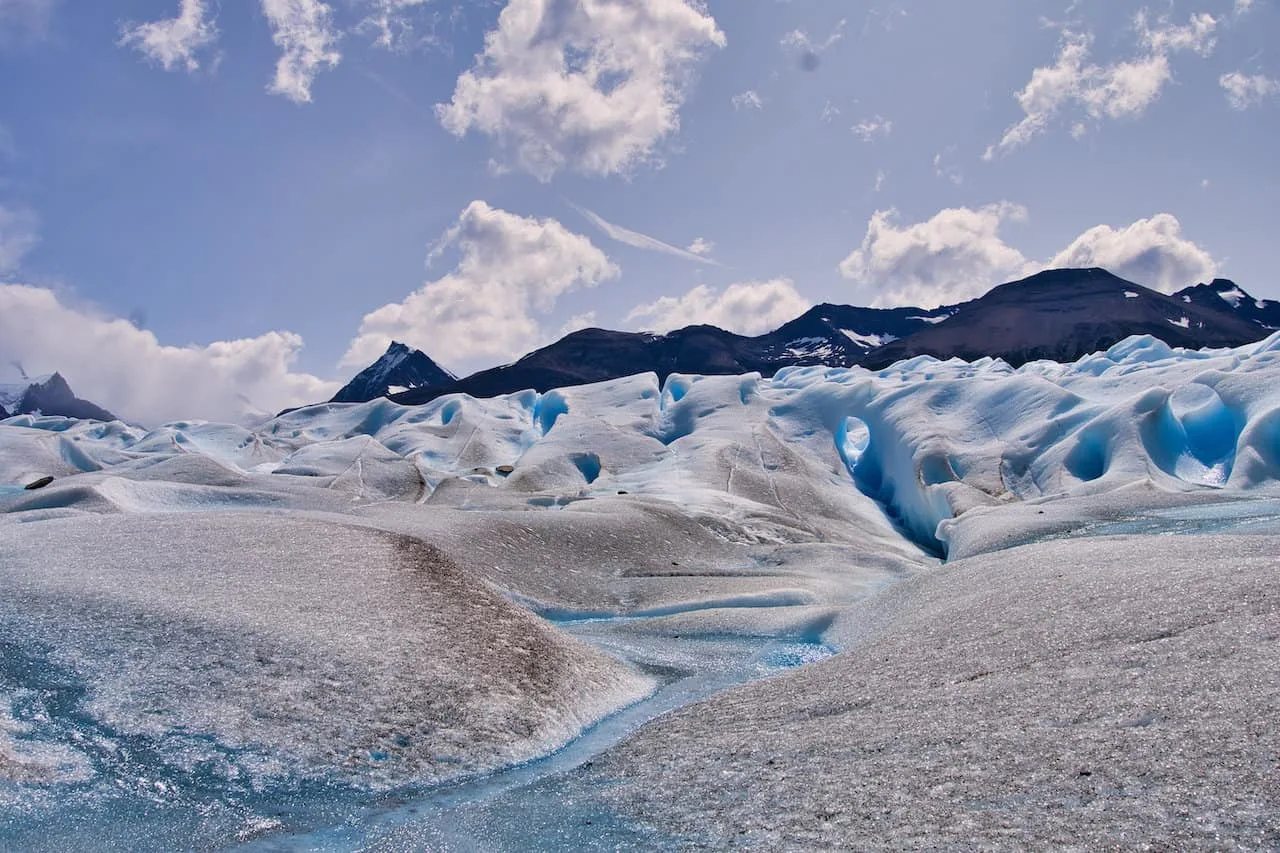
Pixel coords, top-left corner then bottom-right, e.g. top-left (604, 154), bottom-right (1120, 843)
top-left (1, 333), bottom-right (1279, 850)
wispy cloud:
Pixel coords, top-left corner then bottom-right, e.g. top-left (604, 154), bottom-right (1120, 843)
top-left (571, 203), bottom-right (725, 267)
top-left (732, 90), bottom-right (763, 111)
top-left (119, 0), bottom-right (219, 73)
top-left (853, 115), bottom-right (893, 142)
top-left (986, 11), bottom-right (1219, 158)
top-left (261, 0), bottom-right (342, 103)
top-left (1219, 71), bottom-right (1279, 109)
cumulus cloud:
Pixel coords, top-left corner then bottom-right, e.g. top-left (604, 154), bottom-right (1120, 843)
top-left (687, 237), bottom-right (714, 256)
top-left (627, 279), bottom-right (811, 336)
top-left (0, 284), bottom-right (337, 424)
top-left (119, 0), bottom-right (218, 73)
top-left (0, 204), bottom-right (38, 274)
top-left (572, 203), bottom-right (722, 266)
top-left (839, 204), bottom-right (1034, 307)
top-left (852, 115), bottom-right (892, 142)
top-left (1048, 214), bottom-right (1218, 292)
top-left (261, 0), bottom-right (342, 103)
top-left (1219, 71), bottom-right (1280, 109)
top-left (436, 0), bottom-right (725, 181)
top-left (839, 205), bottom-right (1218, 307)
top-left (344, 201), bottom-right (619, 372)
top-left (731, 90), bottom-right (763, 111)
top-left (987, 11), bottom-right (1218, 158)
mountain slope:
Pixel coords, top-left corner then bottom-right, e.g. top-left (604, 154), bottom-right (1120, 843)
top-left (0, 373), bottom-right (116, 421)
top-left (370, 269), bottom-right (1278, 408)
top-left (331, 342), bottom-right (456, 404)
top-left (389, 307), bottom-right (953, 406)
top-left (863, 268), bottom-right (1267, 369)
top-left (1173, 278), bottom-right (1280, 331)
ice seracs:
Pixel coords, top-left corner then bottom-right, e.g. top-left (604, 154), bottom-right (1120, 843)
top-left (3, 328), bottom-right (1280, 850)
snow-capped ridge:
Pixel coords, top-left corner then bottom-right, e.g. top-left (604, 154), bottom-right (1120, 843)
top-left (331, 341), bottom-right (456, 404)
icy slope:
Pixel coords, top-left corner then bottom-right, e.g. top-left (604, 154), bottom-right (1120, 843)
top-left (3, 332), bottom-right (1280, 849)
top-left (6, 331), bottom-right (1280, 553)
top-left (573, 532), bottom-right (1280, 851)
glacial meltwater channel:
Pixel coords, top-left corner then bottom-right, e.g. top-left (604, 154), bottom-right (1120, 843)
top-left (234, 618), bottom-right (836, 852)
top-left (0, 599), bottom-right (834, 852)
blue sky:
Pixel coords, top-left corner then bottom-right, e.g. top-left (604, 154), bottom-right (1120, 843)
top-left (0, 0), bottom-right (1277, 423)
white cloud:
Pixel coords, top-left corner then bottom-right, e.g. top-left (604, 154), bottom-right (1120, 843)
top-left (359, 0), bottom-right (435, 50)
top-left (1135, 10), bottom-right (1216, 57)
top-left (839, 204), bottom-right (1034, 307)
top-left (0, 204), bottom-right (38, 274)
top-left (572, 204), bottom-right (723, 266)
top-left (1219, 71), bottom-right (1280, 110)
top-left (820, 100), bottom-right (840, 123)
top-left (987, 11), bottom-right (1219, 158)
top-left (344, 201), bottom-right (619, 372)
top-left (780, 18), bottom-right (845, 54)
top-left (436, 0), bottom-right (725, 181)
top-left (556, 311), bottom-right (598, 338)
top-left (872, 169), bottom-right (886, 193)
top-left (687, 237), bottom-right (714, 256)
top-left (731, 89), bottom-right (763, 111)
top-left (119, 0), bottom-right (218, 73)
top-left (933, 149), bottom-right (963, 185)
top-left (852, 115), bottom-right (892, 142)
top-left (626, 279), bottom-right (811, 336)
top-left (839, 205), bottom-right (1218, 307)
top-left (1048, 214), bottom-right (1218, 292)
top-left (0, 284), bottom-right (337, 424)
top-left (261, 0), bottom-right (342, 103)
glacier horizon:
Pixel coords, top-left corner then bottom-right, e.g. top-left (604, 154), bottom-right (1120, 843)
top-left (2, 330), bottom-right (1279, 850)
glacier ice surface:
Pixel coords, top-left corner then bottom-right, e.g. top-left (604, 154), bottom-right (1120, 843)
top-left (2, 332), bottom-right (1279, 849)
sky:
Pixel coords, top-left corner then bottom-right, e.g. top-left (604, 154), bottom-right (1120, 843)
top-left (0, 0), bottom-right (1277, 424)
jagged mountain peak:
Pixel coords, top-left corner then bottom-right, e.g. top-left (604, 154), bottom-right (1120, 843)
top-left (0, 371), bottom-right (117, 422)
top-left (330, 341), bottom-right (456, 404)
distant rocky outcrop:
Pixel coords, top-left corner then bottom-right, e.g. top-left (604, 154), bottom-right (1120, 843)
top-left (862, 268), bottom-right (1266, 369)
top-left (330, 342), bottom-right (456, 404)
top-left (1172, 278), bottom-right (1280, 331)
top-left (0, 373), bottom-right (116, 422)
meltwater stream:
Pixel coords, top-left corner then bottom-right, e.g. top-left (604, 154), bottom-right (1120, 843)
top-left (0, 600), bottom-right (834, 852)
top-left (236, 620), bottom-right (835, 852)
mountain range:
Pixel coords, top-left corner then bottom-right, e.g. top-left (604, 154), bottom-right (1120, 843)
top-left (362, 268), bottom-right (1279, 408)
top-left (4, 268), bottom-right (1276, 424)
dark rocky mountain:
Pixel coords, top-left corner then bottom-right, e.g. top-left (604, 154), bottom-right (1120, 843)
top-left (388, 305), bottom-right (954, 406)
top-left (346, 268), bottom-right (1280, 409)
top-left (330, 341), bottom-right (456, 404)
top-left (0, 403), bottom-right (8, 419)
top-left (1172, 278), bottom-right (1280, 331)
top-left (0, 373), bottom-right (117, 421)
top-left (862, 269), bottom-right (1268, 369)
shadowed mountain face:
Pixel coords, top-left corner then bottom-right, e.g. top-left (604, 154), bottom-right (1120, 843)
top-left (367, 269), bottom-right (1278, 408)
top-left (1, 373), bottom-right (116, 422)
top-left (1173, 278), bottom-right (1280, 332)
top-left (389, 308), bottom-right (957, 406)
top-left (331, 342), bottom-right (456, 404)
top-left (862, 268), bottom-right (1267, 369)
